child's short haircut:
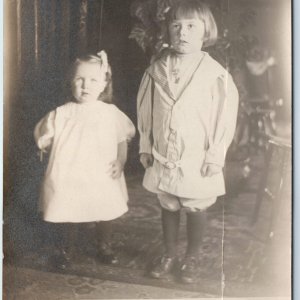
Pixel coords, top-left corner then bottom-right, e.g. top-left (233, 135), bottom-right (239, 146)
top-left (69, 54), bottom-right (113, 103)
top-left (166, 0), bottom-right (218, 48)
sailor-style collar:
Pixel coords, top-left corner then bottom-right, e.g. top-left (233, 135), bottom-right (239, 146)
top-left (147, 51), bottom-right (212, 101)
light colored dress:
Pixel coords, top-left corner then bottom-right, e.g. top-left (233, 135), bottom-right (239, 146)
top-left (34, 101), bottom-right (135, 223)
top-left (137, 51), bottom-right (239, 199)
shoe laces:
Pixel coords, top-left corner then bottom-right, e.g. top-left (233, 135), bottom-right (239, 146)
top-left (181, 256), bottom-right (198, 271)
top-left (154, 255), bottom-right (176, 269)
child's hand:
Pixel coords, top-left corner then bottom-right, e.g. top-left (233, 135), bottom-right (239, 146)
top-left (140, 153), bottom-right (154, 169)
top-left (201, 163), bottom-right (222, 177)
top-left (108, 160), bottom-right (124, 179)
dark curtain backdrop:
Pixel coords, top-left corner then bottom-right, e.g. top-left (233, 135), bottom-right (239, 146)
top-left (4, 0), bottom-right (149, 254)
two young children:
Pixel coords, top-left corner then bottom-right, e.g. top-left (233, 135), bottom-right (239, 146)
top-left (35, 0), bottom-right (238, 283)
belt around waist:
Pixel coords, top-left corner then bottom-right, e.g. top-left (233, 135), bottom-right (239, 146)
top-left (152, 147), bottom-right (181, 170)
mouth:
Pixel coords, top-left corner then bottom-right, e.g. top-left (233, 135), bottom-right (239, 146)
top-left (178, 40), bottom-right (188, 45)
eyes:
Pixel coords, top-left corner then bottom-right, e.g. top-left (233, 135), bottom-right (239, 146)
top-left (169, 19), bottom-right (205, 34)
top-left (171, 23), bottom-right (195, 30)
top-left (74, 77), bottom-right (101, 84)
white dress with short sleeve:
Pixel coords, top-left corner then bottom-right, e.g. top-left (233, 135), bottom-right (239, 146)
top-left (34, 101), bottom-right (135, 223)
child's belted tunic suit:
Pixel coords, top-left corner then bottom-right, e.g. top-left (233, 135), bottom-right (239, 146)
top-left (137, 51), bottom-right (239, 205)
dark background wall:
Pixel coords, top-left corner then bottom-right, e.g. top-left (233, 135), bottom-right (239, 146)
top-left (4, 0), bottom-right (291, 255)
top-left (4, 0), bottom-right (149, 254)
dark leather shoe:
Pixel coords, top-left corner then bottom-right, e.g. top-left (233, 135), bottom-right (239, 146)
top-left (98, 243), bottom-right (119, 265)
top-left (150, 255), bottom-right (177, 279)
top-left (180, 256), bottom-right (199, 284)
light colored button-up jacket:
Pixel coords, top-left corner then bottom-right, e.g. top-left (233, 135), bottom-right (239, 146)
top-left (137, 51), bottom-right (239, 198)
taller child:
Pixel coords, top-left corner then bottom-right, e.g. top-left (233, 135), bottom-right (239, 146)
top-left (137, 0), bottom-right (238, 283)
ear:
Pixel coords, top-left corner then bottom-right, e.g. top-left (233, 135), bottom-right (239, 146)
top-left (202, 30), bottom-right (209, 43)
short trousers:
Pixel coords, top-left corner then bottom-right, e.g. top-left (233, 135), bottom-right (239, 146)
top-left (157, 192), bottom-right (217, 212)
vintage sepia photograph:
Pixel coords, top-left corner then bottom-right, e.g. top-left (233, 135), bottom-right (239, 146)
top-left (3, 0), bottom-right (291, 299)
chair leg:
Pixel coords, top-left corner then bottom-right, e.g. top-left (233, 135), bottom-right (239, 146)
top-left (251, 143), bottom-right (274, 225)
top-left (267, 148), bottom-right (288, 239)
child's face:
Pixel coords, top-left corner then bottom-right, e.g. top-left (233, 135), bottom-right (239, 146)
top-left (168, 18), bottom-right (205, 54)
top-left (72, 63), bottom-right (106, 103)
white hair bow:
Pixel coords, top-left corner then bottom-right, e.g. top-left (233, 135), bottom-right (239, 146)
top-left (97, 50), bottom-right (108, 73)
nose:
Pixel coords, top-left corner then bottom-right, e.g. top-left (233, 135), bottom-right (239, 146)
top-left (81, 79), bottom-right (89, 89)
top-left (179, 25), bottom-right (188, 37)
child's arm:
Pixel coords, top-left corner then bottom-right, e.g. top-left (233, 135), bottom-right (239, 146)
top-left (202, 75), bottom-right (239, 176)
top-left (109, 106), bottom-right (136, 178)
top-left (108, 141), bottom-right (128, 179)
top-left (140, 153), bottom-right (154, 169)
top-left (34, 111), bottom-right (56, 160)
top-left (137, 72), bottom-right (154, 168)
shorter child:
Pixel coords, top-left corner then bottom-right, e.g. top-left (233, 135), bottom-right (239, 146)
top-left (34, 51), bottom-right (135, 268)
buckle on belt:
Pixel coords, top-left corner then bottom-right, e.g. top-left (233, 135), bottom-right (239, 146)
top-left (164, 161), bottom-right (176, 169)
